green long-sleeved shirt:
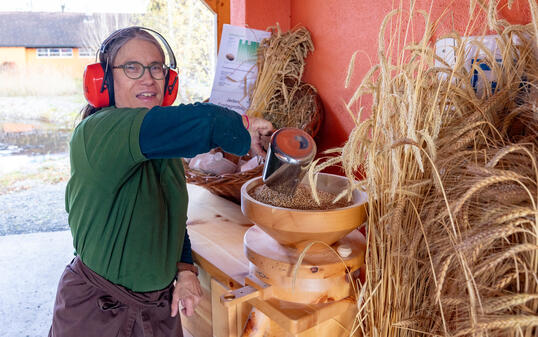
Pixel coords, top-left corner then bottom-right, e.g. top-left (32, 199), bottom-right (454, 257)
top-left (66, 103), bottom-right (249, 291)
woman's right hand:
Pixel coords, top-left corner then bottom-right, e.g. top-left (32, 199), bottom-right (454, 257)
top-left (244, 116), bottom-right (274, 157)
top-left (171, 270), bottom-right (202, 317)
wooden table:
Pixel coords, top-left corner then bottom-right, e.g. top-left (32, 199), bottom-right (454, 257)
top-left (181, 184), bottom-right (359, 337)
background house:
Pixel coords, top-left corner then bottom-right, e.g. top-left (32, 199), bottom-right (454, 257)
top-left (0, 11), bottom-right (134, 78)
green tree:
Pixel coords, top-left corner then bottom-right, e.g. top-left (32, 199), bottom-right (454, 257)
top-left (135, 0), bottom-right (216, 103)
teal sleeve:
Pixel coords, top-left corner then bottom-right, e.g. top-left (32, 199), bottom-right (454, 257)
top-left (139, 102), bottom-right (251, 158)
top-left (179, 230), bottom-right (193, 264)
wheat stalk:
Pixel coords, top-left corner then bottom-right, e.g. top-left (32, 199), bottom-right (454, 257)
top-left (308, 0), bottom-right (538, 336)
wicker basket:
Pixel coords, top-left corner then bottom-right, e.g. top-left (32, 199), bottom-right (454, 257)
top-left (184, 88), bottom-right (324, 204)
top-left (183, 157), bottom-right (263, 203)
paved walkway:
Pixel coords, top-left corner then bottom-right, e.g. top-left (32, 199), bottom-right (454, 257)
top-left (0, 230), bottom-right (73, 337)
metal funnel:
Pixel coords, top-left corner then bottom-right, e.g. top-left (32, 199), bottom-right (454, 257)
top-left (262, 128), bottom-right (316, 195)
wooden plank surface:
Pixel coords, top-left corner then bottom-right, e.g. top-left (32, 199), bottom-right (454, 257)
top-left (186, 184), bottom-right (251, 289)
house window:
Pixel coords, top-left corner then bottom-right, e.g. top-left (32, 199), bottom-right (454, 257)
top-left (60, 48), bottom-right (73, 57)
top-left (37, 48), bottom-right (48, 57)
top-left (49, 48), bottom-right (60, 57)
top-left (36, 48), bottom-right (73, 58)
top-left (78, 48), bottom-right (95, 57)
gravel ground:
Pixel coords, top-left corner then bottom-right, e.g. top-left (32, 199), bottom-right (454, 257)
top-left (0, 182), bottom-right (69, 235)
top-left (0, 95), bottom-right (74, 236)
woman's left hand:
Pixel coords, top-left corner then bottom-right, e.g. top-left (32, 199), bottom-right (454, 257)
top-left (170, 270), bottom-right (203, 317)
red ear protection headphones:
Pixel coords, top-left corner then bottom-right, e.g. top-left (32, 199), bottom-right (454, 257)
top-left (83, 26), bottom-right (179, 108)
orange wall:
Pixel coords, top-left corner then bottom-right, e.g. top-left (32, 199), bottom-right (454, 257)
top-left (0, 47), bottom-right (27, 71)
top-left (0, 47), bottom-right (93, 77)
top-left (231, 0), bottom-right (291, 31)
top-left (232, 0), bottom-right (535, 155)
top-left (26, 48), bottom-right (93, 78)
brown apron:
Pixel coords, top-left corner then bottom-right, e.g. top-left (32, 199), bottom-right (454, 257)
top-left (49, 257), bottom-right (183, 337)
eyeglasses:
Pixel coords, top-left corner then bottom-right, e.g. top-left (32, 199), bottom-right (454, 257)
top-left (112, 61), bottom-right (169, 80)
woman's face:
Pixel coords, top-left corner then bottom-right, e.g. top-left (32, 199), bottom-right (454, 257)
top-left (112, 38), bottom-right (165, 109)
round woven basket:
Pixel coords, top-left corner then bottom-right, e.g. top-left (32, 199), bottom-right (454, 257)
top-left (184, 88), bottom-right (324, 204)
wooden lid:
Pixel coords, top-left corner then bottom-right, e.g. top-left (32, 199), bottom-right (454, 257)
top-left (244, 225), bottom-right (366, 279)
top-left (244, 225), bottom-right (366, 303)
top-left (272, 127), bottom-right (315, 161)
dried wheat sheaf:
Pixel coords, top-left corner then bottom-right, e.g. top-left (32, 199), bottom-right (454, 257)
top-left (309, 0), bottom-right (538, 336)
top-left (246, 24), bottom-right (317, 131)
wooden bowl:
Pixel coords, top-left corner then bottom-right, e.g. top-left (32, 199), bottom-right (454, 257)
top-left (240, 173), bottom-right (367, 247)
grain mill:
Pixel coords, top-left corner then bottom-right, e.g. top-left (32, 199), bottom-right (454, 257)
top-left (221, 128), bottom-right (368, 336)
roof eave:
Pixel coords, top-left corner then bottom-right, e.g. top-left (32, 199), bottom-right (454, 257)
top-left (0, 44), bottom-right (81, 48)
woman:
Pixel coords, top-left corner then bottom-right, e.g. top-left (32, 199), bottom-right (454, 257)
top-left (49, 26), bottom-right (273, 337)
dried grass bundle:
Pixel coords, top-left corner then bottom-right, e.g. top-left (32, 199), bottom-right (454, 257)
top-left (310, 1), bottom-right (538, 336)
top-left (246, 25), bottom-right (318, 131)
